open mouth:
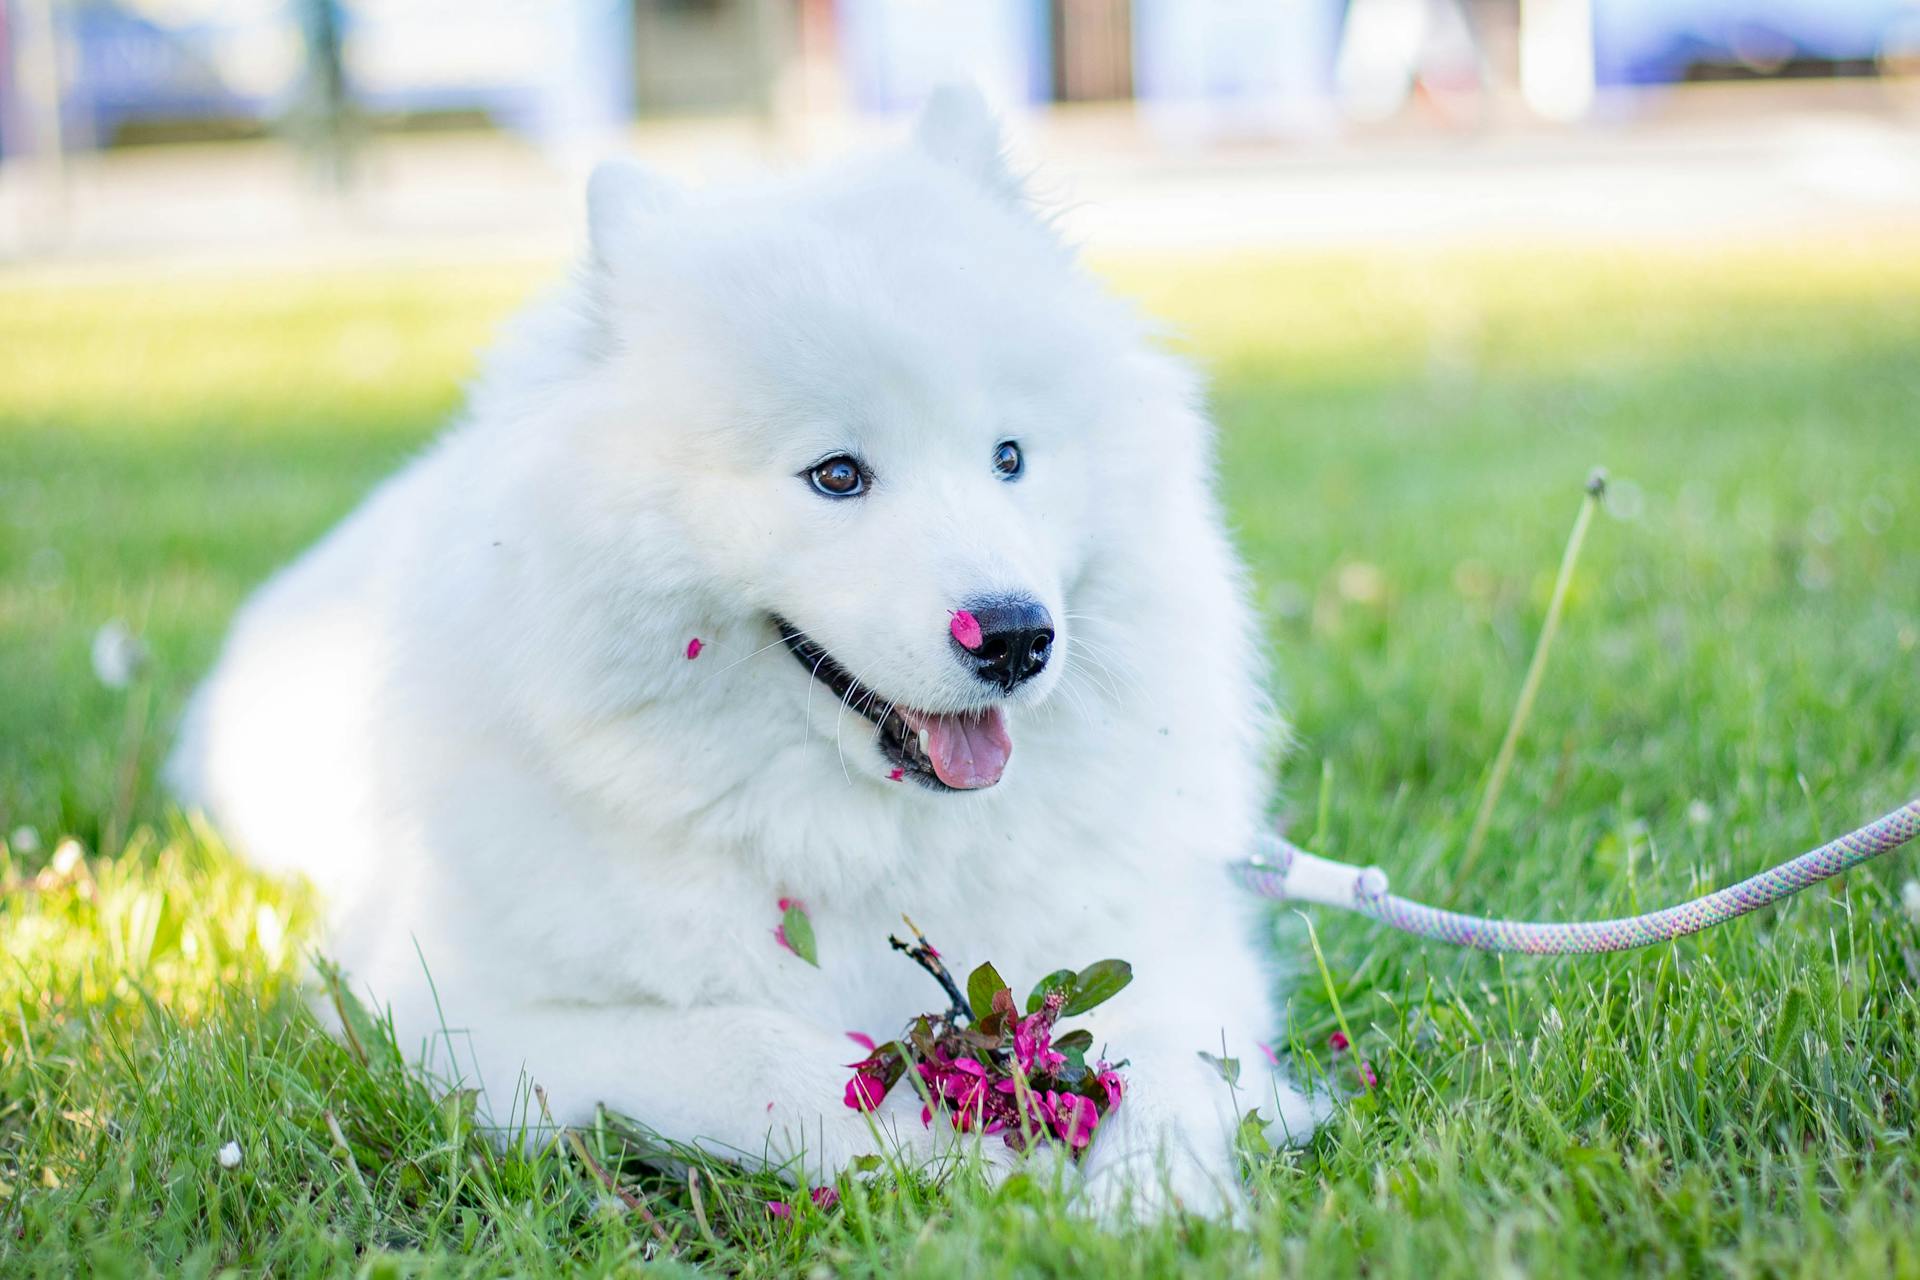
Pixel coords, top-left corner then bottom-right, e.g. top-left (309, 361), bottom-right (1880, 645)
top-left (774, 619), bottom-right (1012, 791)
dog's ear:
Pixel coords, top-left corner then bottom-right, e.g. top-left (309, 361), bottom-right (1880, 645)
top-left (587, 158), bottom-right (680, 271)
top-left (913, 84), bottom-right (1024, 205)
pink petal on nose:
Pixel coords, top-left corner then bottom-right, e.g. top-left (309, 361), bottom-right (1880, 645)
top-left (949, 609), bottom-right (983, 650)
top-left (685, 637), bottom-right (703, 659)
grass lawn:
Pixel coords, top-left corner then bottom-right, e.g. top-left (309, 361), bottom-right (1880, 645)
top-left (2, 237), bottom-right (1918, 1277)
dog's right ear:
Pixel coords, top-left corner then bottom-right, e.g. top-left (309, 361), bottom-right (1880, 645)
top-left (587, 158), bottom-right (680, 273)
top-left (913, 84), bottom-right (1024, 206)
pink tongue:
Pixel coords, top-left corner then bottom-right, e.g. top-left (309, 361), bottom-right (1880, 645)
top-left (901, 707), bottom-right (1012, 790)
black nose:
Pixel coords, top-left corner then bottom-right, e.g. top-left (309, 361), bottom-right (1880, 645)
top-left (956, 598), bottom-right (1054, 693)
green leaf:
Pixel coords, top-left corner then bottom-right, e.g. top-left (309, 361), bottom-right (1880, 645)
top-left (1026, 969), bottom-right (1078, 1013)
top-left (967, 962), bottom-right (1008, 1023)
top-left (849, 1154), bottom-right (883, 1174)
top-left (1197, 1050), bottom-right (1241, 1087)
top-left (1235, 1108), bottom-right (1273, 1160)
top-left (780, 901), bottom-right (818, 967)
top-left (1053, 1028), bottom-right (1094, 1054)
top-left (1062, 959), bottom-right (1133, 1015)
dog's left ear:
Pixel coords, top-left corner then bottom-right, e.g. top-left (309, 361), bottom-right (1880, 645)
top-left (913, 84), bottom-right (1025, 206)
top-left (586, 158), bottom-right (681, 274)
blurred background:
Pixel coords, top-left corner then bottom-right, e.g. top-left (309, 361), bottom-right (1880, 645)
top-left (4, 0), bottom-right (1920, 264)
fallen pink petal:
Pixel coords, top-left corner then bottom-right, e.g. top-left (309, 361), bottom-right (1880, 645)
top-left (887, 768), bottom-right (904, 781)
top-left (846, 1031), bottom-right (876, 1051)
top-left (949, 609), bottom-right (983, 650)
top-left (1256, 1041), bottom-right (1280, 1066)
top-left (685, 637), bottom-right (702, 659)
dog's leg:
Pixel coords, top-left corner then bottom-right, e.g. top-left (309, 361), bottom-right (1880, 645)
top-left (1068, 894), bottom-right (1330, 1220)
top-left (447, 1001), bottom-right (1013, 1184)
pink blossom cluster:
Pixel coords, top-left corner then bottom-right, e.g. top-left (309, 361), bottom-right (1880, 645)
top-left (844, 988), bottom-right (1126, 1157)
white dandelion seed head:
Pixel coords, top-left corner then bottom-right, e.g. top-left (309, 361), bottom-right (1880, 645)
top-left (91, 620), bottom-right (148, 690)
top-left (8, 826), bottom-right (40, 856)
top-left (217, 1141), bottom-right (243, 1169)
top-left (1900, 880), bottom-right (1920, 928)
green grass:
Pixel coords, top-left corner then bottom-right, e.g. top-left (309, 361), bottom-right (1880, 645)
top-left (3, 238), bottom-right (1919, 1276)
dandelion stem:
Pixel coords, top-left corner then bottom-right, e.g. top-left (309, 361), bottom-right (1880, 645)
top-left (1461, 468), bottom-right (1606, 877)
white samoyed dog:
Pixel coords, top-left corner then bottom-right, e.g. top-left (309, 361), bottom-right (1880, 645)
top-left (169, 87), bottom-right (1321, 1217)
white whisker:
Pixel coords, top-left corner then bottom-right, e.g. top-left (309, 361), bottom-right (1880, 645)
top-left (831, 656), bottom-right (883, 787)
top-left (704, 632), bottom-right (790, 679)
top-left (801, 649), bottom-right (829, 746)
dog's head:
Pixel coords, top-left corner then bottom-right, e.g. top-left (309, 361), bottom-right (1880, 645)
top-left (553, 88), bottom-right (1205, 795)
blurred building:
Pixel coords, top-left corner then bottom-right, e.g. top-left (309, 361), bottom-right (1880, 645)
top-left (3, 0), bottom-right (1919, 161)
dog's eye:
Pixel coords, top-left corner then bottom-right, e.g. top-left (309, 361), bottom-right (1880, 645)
top-left (993, 440), bottom-right (1023, 481)
top-left (808, 455), bottom-right (866, 498)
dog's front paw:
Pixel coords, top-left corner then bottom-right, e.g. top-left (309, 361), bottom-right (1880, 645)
top-left (1076, 1134), bottom-right (1245, 1225)
top-left (1073, 1090), bottom-right (1247, 1225)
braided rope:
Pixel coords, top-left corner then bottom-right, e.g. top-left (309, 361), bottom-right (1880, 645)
top-left (1237, 799), bottom-right (1920, 954)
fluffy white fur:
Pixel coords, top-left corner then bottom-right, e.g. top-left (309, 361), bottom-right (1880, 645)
top-left (169, 88), bottom-right (1321, 1217)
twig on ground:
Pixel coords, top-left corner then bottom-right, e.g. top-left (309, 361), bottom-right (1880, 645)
top-left (563, 1127), bottom-right (675, 1253)
top-left (888, 914), bottom-right (970, 1024)
top-left (686, 1167), bottom-right (719, 1250)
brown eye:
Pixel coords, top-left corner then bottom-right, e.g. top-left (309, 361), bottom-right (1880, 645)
top-left (808, 455), bottom-right (866, 498)
top-left (993, 440), bottom-right (1023, 480)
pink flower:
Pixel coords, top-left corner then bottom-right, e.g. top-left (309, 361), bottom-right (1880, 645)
top-left (1359, 1060), bottom-right (1378, 1087)
top-left (992, 1078), bottom-right (1058, 1141)
top-left (942, 1059), bottom-right (991, 1125)
top-left (686, 637), bottom-right (703, 659)
top-left (887, 768), bottom-right (904, 781)
top-left (1329, 1030), bottom-right (1350, 1053)
top-left (949, 609), bottom-right (984, 650)
top-left (844, 1072), bottom-right (886, 1111)
top-left (810, 1186), bottom-right (839, 1210)
top-left (1096, 1064), bottom-right (1126, 1109)
top-left (766, 1200), bottom-right (791, 1219)
top-left (1013, 1012), bottom-right (1066, 1075)
top-left (1046, 1091), bottom-right (1101, 1149)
